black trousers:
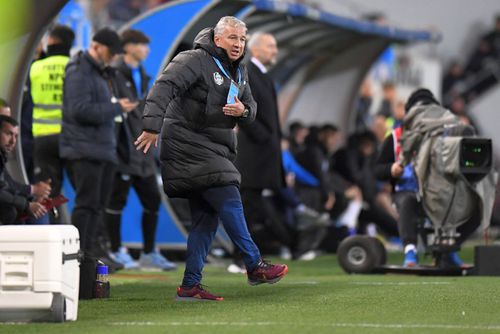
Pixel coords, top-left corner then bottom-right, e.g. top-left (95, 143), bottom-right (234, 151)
top-left (33, 134), bottom-right (63, 223)
top-left (241, 188), bottom-right (293, 248)
top-left (392, 191), bottom-right (480, 247)
top-left (66, 159), bottom-right (115, 255)
top-left (392, 191), bottom-right (422, 246)
top-left (105, 173), bottom-right (161, 253)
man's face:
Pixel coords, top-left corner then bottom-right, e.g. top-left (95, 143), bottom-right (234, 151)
top-left (252, 34), bottom-right (278, 66)
top-left (96, 43), bottom-right (115, 65)
top-left (214, 25), bottom-right (247, 62)
top-left (323, 130), bottom-right (340, 153)
top-left (0, 122), bottom-right (18, 154)
top-left (125, 43), bottom-right (150, 62)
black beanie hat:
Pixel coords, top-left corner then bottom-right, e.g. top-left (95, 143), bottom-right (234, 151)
top-left (404, 88), bottom-right (440, 113)
top-left (93, 28), bottom-right (123, 55)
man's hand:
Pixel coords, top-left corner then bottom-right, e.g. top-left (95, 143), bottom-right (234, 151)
top-left (223, 96), bottom-right (245, 117)
top-left (32, 179), bottom-right (51, 199)
top-left (135, 131), bottom-right (158, 154)
top-left (324, 192), bottom-right (336, 211)
top-left (391, 162), bottom-right (404, 178)
top-left (119, 98), bottom-right (139, 113)
top-left (28, 202), bottom-right (47, 219)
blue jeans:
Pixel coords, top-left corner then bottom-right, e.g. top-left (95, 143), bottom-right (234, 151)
top-left (182, 185), bottom-right (261, 287)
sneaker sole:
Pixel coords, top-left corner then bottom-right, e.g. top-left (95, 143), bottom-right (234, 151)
top-left (175, 295), bottom-right (223, 302)
top-left (404, 262), bottom-right (418, 268)
top-left (247, 266), bottom-right (289, 286)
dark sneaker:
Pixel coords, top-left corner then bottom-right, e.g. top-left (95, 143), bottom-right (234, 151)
top-left (176, 284), bottom-right (223, 301)
top-left (247, 260), bottom-right (288, 286)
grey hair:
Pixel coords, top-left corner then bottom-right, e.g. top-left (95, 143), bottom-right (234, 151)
top-left (247, 31), bottom-right (269, 50)
top-left (214, 16), bottom-right (247, 36)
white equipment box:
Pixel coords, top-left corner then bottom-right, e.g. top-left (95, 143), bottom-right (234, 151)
top-left (0, 225), bottom-right (80, 322)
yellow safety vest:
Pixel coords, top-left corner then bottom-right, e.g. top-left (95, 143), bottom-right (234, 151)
top-left (30, 55), bottom-right (69, 137)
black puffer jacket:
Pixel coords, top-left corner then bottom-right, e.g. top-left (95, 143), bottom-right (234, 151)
top-left (143, 28), bottom-right (257, 197)
top-left (60, 51), bottom-right (122, 163)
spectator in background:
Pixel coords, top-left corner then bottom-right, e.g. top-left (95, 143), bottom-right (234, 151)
top-left (30, 24), bottom-right (75, 224)
top-left (135, 16), bottom-right (288, 301)
top-left (464, 37), bottom-right (494, 76)
top-left (0, 115), bottom-right (49, 224)
top-left (60, 28), bottom-right (137, 297)
top-left (442, 60), bottom-right (464, 98)
top-left (280, 138), bottom-right (329, 260)
top-left (354, 78), bottom-right (373, 132)
top-left (106, 29), bottom-right (176, 271)
top-left (332, 131), bottom-right (399, 238)
top-left (378, 81), bottom-right (397, 119)
top-left (293, 125), bottom-right (336, 214)
top-left (371, 114), bottom-right (389, 147)
top-left (483, 14), bottom-right (500, 57)
top-left (288, 121), bottom-right (309, 155)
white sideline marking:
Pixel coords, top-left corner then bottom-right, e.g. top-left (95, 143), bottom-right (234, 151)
top-left (109, 321), bottom-right (500, 330)
top-left (350, 281), bottom-right (451, 286)
top-left (285, 281), bottom-right (319, 285)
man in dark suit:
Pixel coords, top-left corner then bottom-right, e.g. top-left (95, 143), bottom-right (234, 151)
top-left (234, 32), bottom-right (291, 267)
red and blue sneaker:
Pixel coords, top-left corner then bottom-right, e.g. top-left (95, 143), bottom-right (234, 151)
top-left (247, 259), bottom-right (288, 286)
top-left (176, 284), bottom-right (224, 301)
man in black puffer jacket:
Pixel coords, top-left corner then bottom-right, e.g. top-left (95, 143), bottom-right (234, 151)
top-left (135, 16), bottom-right (288, 301)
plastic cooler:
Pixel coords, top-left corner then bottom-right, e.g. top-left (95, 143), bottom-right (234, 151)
top-left (0, 225), bottom-right (81, 322)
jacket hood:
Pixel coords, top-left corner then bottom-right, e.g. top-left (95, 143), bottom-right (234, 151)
top-left (67, 51), bottom-right (106, 74)
top-left (193, 27), bottom-right (246, 68)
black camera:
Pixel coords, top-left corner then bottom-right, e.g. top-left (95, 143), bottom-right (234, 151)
top-left (460, 138), bottom-right (492, 182)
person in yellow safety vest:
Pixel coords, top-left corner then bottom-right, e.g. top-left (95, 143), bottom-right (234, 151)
top-left (29, 25), bottom-right (75, 224)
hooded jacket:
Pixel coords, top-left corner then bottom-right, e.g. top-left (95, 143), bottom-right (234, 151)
top-left (142, 28), bottom-right (257, 197)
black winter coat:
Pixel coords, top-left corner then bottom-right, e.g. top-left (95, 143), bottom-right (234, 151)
top-left (0, 150), bottom-right (31, 211)
top-left (142, 28), bottom-right (257, 197)
top-left (60, 51), bottom-right (122, 163)
top-left (111, 57), bottom-right (156, 177)
top-left (235, 61), bottom-right (284, 190)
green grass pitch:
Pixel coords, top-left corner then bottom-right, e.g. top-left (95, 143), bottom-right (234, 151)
top-left (1, 247), bottom-right (500, 334)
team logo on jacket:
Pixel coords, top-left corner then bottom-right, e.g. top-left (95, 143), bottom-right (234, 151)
top-left (213, 72), bottom-right (224, 85)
